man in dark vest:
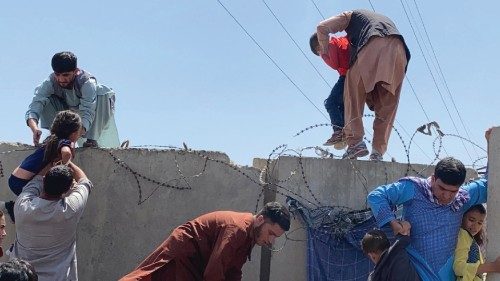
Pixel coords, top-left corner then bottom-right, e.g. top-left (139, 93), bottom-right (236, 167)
top-left (25, 51), bottom-right (119, 148)
top-left (316, 10), bottom-right (411, 161)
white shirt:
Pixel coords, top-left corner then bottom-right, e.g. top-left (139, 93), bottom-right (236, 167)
top-left (12, 175), bottom-right (92, 281)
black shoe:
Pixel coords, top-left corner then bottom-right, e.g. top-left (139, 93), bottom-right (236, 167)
top-left (83, 139), bottom-right (98, 148)
top-left (5, 201), bottom-right (15, 224)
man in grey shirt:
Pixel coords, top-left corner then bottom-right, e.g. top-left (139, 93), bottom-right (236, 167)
top-left (11, 161), bottom-right (92, 281)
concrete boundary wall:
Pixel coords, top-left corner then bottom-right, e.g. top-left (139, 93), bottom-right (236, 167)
top-left (487, 127), bottom-right (500, 281)
top-left (0, 139), bottom-right (492, 281)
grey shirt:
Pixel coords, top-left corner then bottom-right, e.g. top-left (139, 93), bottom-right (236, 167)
top-left (12, 175), bottom-right (93, 281)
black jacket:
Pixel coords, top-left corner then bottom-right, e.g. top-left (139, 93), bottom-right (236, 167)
top-left (368, 235), bottom-right (421, 281)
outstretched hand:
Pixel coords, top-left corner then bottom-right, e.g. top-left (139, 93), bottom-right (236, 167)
top-left (27, 118), bottom-right (42, 146)
top-left (32, 129), bottom-right (42, 146)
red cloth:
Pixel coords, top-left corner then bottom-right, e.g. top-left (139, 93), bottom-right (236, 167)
top-left (120, 211), bottom-right (255, 281)
top-left (320, 36), bottom-right (350, 76)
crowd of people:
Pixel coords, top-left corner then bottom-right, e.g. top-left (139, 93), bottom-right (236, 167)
top-left (0, 8), bottom-right (497, 281)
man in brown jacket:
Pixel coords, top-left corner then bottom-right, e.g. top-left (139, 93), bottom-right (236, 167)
top-left (120, 202), bottom-right (290, 281)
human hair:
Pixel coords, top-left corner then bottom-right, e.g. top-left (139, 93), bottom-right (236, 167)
top-left (309, 32), bottom-right (319, 55)
top-left (0, 258), bottom-right (38, 281)
top-left (42, 110), bottom-right (81, 167)
top-left (362, 229), bottom-right (390, 254)
top-left (464, 204), bottom-right (487, 247)
top-left (51, 51), bottom-right (77, 73)
top-left (43, 165), bottom-right (74, 197)
top-left (434, 157), bottom-right (466, 186)
top-left (257, 202), bottom-right (291, 231)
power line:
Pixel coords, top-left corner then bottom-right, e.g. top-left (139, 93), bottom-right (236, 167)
top-left (402, 76), bottom-right (444, 159)
top-left (367, 0), bottom-right (376, 12)
top-left (309, 0), bottom-right (325, 20)
top-left (410, 0), bottom-right (481, 159)
top-left (394, 119), bottom-right (432, 161)
top-left (404, 76), bottom-right (431, 122)
top-left (261, 0), bottom-right (332, 89)
top-left (399, 0), bottom-right (474, 163)
top-left (216, 0), bottom-right (329, 121)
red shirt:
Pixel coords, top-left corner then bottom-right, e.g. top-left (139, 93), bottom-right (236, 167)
top-left (320, 36), bottom-right (350, 76)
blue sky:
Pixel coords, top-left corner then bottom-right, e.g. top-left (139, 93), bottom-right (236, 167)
top-left (0, 1), bottom-right (496, 167)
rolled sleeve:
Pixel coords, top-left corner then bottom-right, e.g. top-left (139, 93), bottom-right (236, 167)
top-left (462, 178), bottom-right (487, 210)
top-left (25, 79), bottom-right (54, 123)
top-left (367, 180), bottom-right (415, 227)
top-left (79, 80), bottom-right (98, 131)
top-left (317, 11), bottom-right (351, 55)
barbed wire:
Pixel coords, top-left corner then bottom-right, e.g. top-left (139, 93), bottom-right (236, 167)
top-left (0, 121), bottom-right (488, 245)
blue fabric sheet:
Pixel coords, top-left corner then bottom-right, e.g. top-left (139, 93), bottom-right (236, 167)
top-left (287, 197), bottom-right (394, 281)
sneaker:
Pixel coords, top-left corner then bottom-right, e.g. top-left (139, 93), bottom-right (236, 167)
top-left (4, 201), bottom-right (15, 224)
top-left (369, 151), bottom-right (383, 162)
top-left (342, 141), bottom-right (369, 159)
top-left (323, 131), bottom-right (347, 150)
top-left (333, 140), bottom-right (347, 150)
top-left (83, 139), bottom-right (98, 148)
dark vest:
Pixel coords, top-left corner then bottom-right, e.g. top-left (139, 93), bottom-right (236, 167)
top-left (345, 9), bottom-right (411, 66)
top-left (49, 70), bottom-right (95, 99)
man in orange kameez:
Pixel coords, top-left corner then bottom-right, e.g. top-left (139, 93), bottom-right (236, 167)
top-left (120, 202), bottom-right (290, 281)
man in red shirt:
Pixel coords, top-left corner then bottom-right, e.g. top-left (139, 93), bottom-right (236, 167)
top-left (120, 202), bottom-right (290, 281)
top-left (310, 33), bottom-right (350, 149)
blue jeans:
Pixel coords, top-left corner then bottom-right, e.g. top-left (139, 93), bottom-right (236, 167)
top-left (324, 76), bottom-right (345, 131)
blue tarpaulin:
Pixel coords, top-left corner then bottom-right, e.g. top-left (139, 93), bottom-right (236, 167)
top-left (288, 198), bottom-right (395, 281)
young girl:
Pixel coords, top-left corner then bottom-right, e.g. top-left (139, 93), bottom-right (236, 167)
top-left (454, 204), bottom-right (500, 281)
top-left (3, 110), bottom-right (82, 222)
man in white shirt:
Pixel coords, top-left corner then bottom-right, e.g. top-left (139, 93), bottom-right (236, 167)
top-left (11, 161), bottom-right (93, 281)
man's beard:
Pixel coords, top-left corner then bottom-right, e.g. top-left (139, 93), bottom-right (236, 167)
top-left (253, 224), bottom-right (264, 245)
top-left (59, 81), bottom-right (74, 89)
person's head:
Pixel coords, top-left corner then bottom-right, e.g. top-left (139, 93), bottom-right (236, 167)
top-left (0, 259), bottom-right (38, 281)
top-left (253, 202), bottom-right (291, 247)
top-left (362, 229), bottom-right (390, 264)
top-left (42, 110), bottom-right (82, 166)
top-left (51, 51), bottom-right (78, 88)
top-left (43, 165), bottom-right (74, 198)
top-left (50, 110), bottom-right (82, 142)
top-left (430, 157), bottom-right (466, 205)
top-left (309, 33), bottom-right (320, 56)
top-left (0, 211), bottom-right (6, 245)
top-left (462, 204), bottom-right (486, 246)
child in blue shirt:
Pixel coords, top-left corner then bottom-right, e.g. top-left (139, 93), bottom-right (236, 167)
top-left (3, 110), bottom-right (82, 222)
